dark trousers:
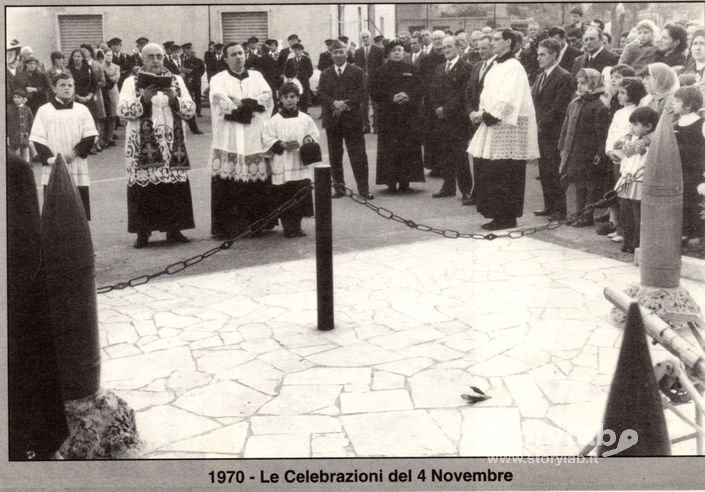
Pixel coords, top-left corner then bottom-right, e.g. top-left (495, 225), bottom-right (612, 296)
top-left (326, 127), bottom-right (370, 195)
top-left (439, 139), bottom-right (472, 195)
top-left (574, 180), bottom-right (598, 221)
top-left (619, 198), bottom-right (641, 249)
top-left (538, 141), bottom-right (566, 214)
top-left (187, 116), bottom-right (201, 132)
top-left (190, 84), bottom-right (202, 116)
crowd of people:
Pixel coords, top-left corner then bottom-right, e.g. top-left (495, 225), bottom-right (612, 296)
top-left (6, 6), bottom-right (705, 251)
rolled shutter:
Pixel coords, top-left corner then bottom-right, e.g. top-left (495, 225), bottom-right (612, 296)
top-left (221, 11), bottom-right (268, 44)
top-left (58, 14), bottom-right (103, 58)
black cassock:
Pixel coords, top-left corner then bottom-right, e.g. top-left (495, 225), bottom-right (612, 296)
top-left (369, 60), bottom-right (425, 187)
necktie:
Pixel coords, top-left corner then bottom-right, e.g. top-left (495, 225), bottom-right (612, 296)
top-left (480, 61), bottom-right (488, 79)
top-left (337, 66), bottom-right (342, 77)
top-left (445, 61), bottom-right (452, 74)
top-left (537, 71), bottom-right (547, 92)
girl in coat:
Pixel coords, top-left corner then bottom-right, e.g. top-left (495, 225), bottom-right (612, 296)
top-left (262, 82), bottom-right (318, 238)
top-left (673, 86), bottom-right (705, 248)
top-left (558, 68), bottom-right (610, 227)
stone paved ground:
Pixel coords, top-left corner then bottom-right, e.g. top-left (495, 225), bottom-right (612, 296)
top-left (97, 236), bottom-right (705, 458)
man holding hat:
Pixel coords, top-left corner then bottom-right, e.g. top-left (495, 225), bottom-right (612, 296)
top-left (318, 39), bottom-right (373, 199)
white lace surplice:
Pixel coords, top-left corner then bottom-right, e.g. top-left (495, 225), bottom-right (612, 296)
top-left (468, 57), bottom-right (540, 161)
top-left (208, 69), bottom-right (273, 182)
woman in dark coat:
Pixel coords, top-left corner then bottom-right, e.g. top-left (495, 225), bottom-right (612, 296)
top-left (67, 48), bottom-right (97, 117)
top-left (655, 23), bottom-right (688, 69)
top-left (370, 40), bottom-right (425, 193)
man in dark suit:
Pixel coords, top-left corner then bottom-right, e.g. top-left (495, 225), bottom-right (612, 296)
top-left (430, 36), bottom-right (473, 203)
top-left (181, 43), bottom-right (205, 119)
top-left (205, 43), bottom-right (226, 81)
top-left (547, 27), bottom-right (582, 72)
top-left (464, 34), bottom-right (496, 202)
top-left (419, 30), bottom-right (448, 177)
top-left (244, 37), bottom-right (261, 69)
top-left (317, 40), bottom-right (373, 200)
top-left (354, 30), bottom-right (385, 133)
top-left (284, 43), bottom-right (314, 112)
top-left (128, 37), bottom-right (148, 75)
top-left (257, 42), bottom-right (283, 96)
top-left (409, 35), bottom-right (426, 68)
top-left (532, 38), bottom-right (574, 221)
top-left (317, 39), bottom-right (335, 71)
top-left (278, 34), bottom-right (300, 75)
top-left (571, 26), bottom-right (619, 78)
top-left (163, 43), bottom-right (182, 75)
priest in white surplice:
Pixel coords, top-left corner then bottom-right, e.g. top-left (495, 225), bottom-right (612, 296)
top-left (208, 42), bottom-right (274, 239)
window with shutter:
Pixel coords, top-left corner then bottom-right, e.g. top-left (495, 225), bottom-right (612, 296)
top-left (58, 14), bottom-right (103, 58)
top-left (221, 11), bottom-right (268, 44)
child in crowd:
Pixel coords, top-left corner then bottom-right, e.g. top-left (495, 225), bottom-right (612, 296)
top-left (619, 20), bottom-right (659, 73)
top-left (604, 77), bottom-right (648, 244)
top-left (559, 68), bottom-right (610, 227)
top-left (30, 73), bottom-right (98, 220)
top-left (7, 88), bottom-right (34, 162)
top-left (613, 106), bottom-right (660, 253)
top-left (262, 82), bottom-right (319, 238)
top-left (673, 86), bottom-right (705, 248)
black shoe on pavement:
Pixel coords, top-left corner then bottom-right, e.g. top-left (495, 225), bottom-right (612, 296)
top-left (166, 231), bottom-right (190, 243)
top-left (432, 190), bottom-right (455, 198)
top-left (133, 232), bottom-right (149, 249)
top-left (360, 192), bottom-right (374, 200)
top-left (481, 219), bottom-right (517, 231)
top-left (332, 191), bottom-right (345, 199)
top-left (596, 222), bottom-right (616, 235)
top-left (533, 209), bottom-right (552, 216)
top-left (548, 212), bottom-right (567, 221)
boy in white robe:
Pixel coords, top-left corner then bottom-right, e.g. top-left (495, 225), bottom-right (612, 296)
top-left (30, 73), bottom-right (98, 219)
top-left (262, 82), bottom-right (319, 237)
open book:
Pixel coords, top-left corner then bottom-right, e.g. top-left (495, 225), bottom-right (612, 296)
top-left (135, 72), bottom-right (173, 90)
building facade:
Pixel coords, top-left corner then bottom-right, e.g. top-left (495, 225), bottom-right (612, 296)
top-left (7, 4), bottom-right (395, 70)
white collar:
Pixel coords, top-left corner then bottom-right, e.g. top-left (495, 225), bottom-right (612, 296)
top-left (445, 55), bottom-right (460, 70)
top-left (678, 113), bottom-right (700, 126)
top-left (335, 62), bottom-right (347, 73)
top-left (543, 62), bottom-right (559, 77)
top-left (558, 44), bottom-right (568, 60)
top-left (587, 47), bottom-right (603, 59)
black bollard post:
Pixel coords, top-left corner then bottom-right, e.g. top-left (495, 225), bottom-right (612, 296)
top-left (314, 165), bottom-right (334, 330)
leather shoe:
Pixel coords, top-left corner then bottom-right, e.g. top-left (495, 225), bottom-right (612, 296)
top-left (481, 219), bottom-right (517, 231)
top-left (570, 218), bottom-right (594, 228)
top-left (166, 231), bottom-right (190, 243)
top-left (548, 212), bottom-right (567, 221)
top-left (432, 190), bottom-right (455, 198)
top-left (133, 232), bottom-right (149, 249)
top-left (191, 129), bottom-right (204, 135)
top-left (533, 209), bottom-right (552, 217)
top-left (332, 191), bottom-right (345, 199)
top-left (360, 192), bottom-right (374, 200)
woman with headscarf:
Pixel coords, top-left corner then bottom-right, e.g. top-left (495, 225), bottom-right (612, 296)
top-left (67, 48), bottom-right (97, 126)
top-left (558, 68), bottom-right (610, 227)
top-left (467, 29), bottom-right (539, 231)
top-left (370, 39), bottom-right (425, 193)
top-left (640, 62), bottom-right (680, 120)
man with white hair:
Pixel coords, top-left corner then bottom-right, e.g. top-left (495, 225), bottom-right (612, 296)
top-left (117, 42), bottom-right (196, 248)
top-left (354, 30), bottom-right (384, 133)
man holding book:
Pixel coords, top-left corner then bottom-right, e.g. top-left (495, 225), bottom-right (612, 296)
top-left (117, 42), bottom-right (196, 248)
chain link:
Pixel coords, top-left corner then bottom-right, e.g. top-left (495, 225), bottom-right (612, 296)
top-left (334, 167), bottom-right (643, 240)
top-left (96, 184), bottom-right (313, 294)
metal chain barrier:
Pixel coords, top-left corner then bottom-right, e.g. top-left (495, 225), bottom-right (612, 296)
top-left (335, 167), bottom-right (644, 240)
top-left (96, 184), bottom-right (313, 294)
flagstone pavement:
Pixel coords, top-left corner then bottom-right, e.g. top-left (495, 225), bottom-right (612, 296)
top-left (97, 236), bottom-right (705, 458)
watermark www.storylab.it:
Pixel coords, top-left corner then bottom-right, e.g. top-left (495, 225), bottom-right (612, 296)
top-left (487, 426), bottom-right (639, 465)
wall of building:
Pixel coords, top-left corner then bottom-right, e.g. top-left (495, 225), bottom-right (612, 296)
top-left (7, 6), bottom-right (210, 66)
top-left (7, 4), bottom-right (338, 67)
